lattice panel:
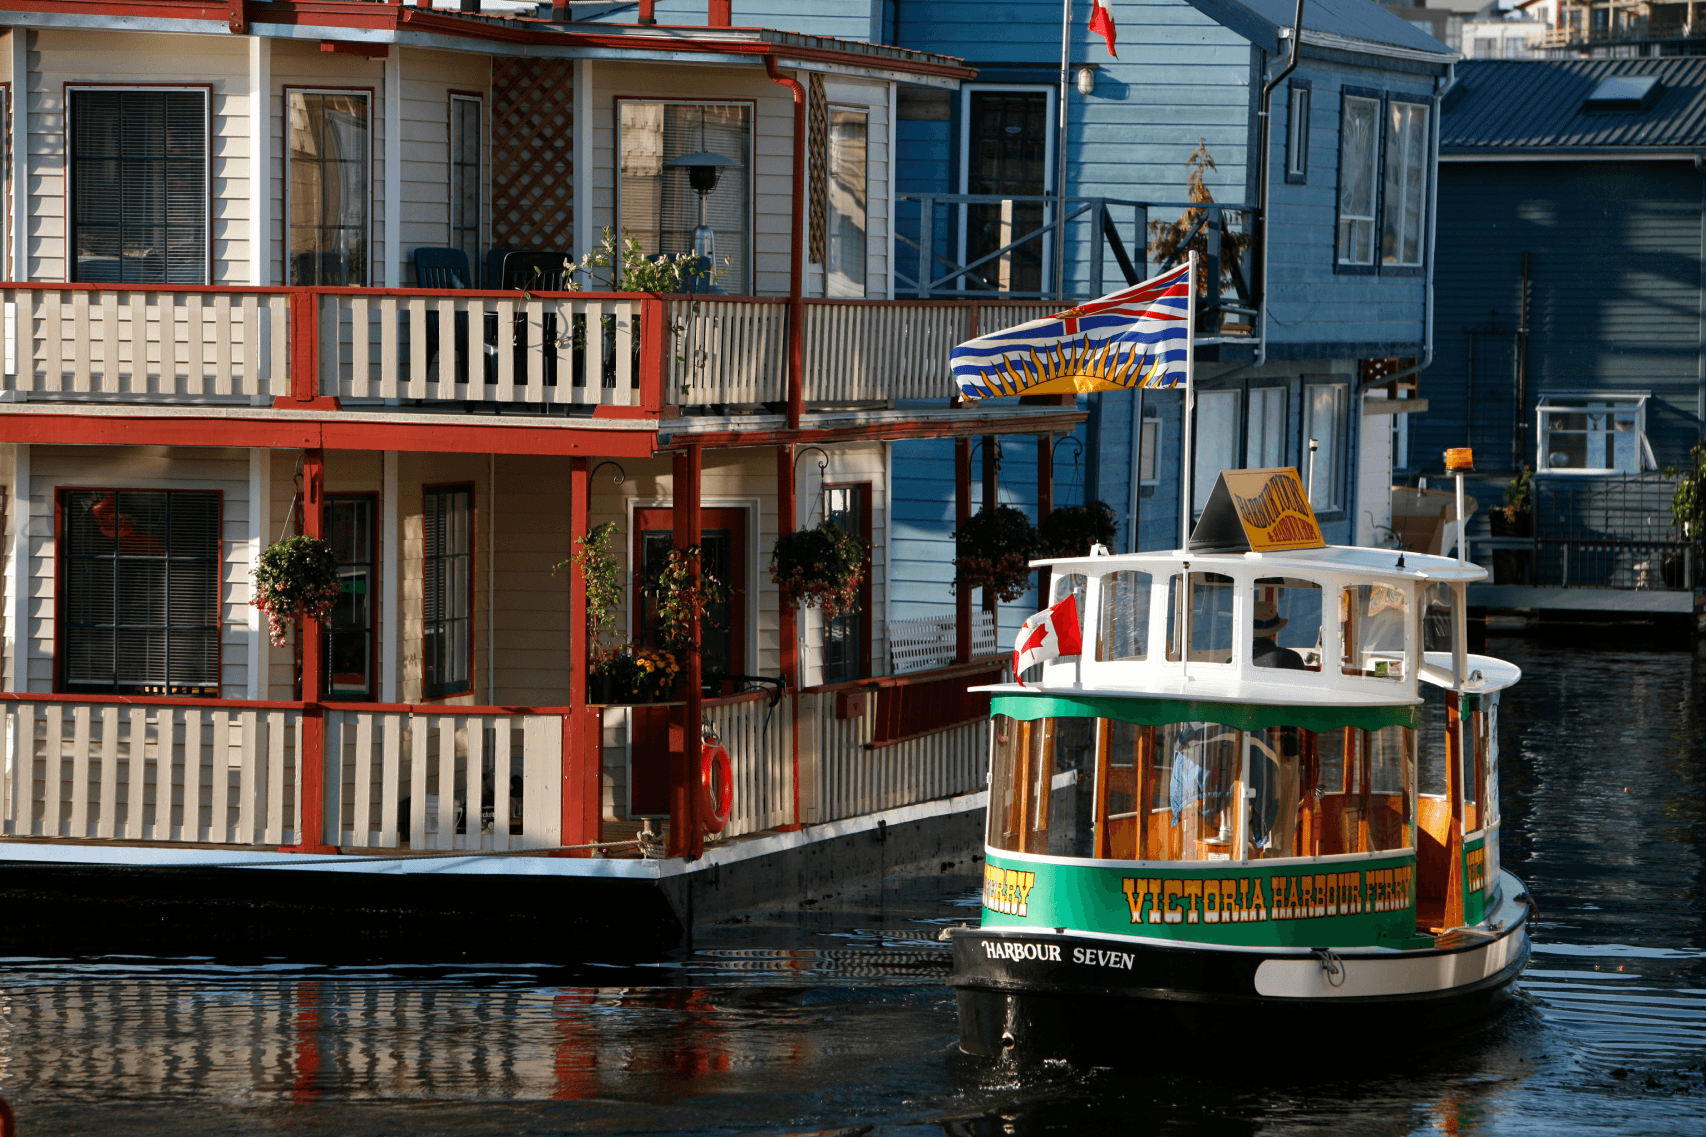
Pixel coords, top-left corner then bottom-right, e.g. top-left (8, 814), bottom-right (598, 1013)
top-left (808, 73), bottom-right (828, 265)
top-left (491, 57), bottom-right (576, 255)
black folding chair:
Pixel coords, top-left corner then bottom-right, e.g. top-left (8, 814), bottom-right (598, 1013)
top-left (411, 247), bottom-right (473, 383)
top-left (495, 250), bottom-right (574, 387)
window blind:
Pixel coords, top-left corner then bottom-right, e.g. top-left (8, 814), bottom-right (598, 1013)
top-left (69, 90), bottom-right (208, 284)
top-left (62, 489), bottom-right (220, 696)
top-left (618, 103), bottom-right (751, 294)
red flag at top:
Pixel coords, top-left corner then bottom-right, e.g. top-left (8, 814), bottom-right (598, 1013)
top-left (1089, 0), bottom-right (1117, 57)
top-left (1014, 594), bottom-right (1083, 683)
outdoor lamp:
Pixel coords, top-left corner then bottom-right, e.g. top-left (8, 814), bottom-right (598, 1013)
top-left (1076, 66), bottom-right (1096, 96)
top-left (664, 151), bottom-right (742, 263)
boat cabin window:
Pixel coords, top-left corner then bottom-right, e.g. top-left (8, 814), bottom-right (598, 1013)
top-left (1420, 582), bottom-right (1454, 654)
top-left (1052, 571), bottom-right (1087, 612)
top-left (1097, 570), bottom-right (1152, 661)
top-left (987, 715), bottom-right (1422, 863)
top-left (1167, 572), bottom-right (1235, 664)
top-left (1251, 578), bottom-right (1323, 671)
top-left (987, 715), bottom-right (1097, 857)
top-left (1341, 583), bottom-right (1408, 680)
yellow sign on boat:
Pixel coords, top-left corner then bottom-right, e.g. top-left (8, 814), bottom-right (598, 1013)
top-left (1189, 467), bottom-right (1325, 553)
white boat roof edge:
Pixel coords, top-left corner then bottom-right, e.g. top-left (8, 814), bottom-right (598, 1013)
top-left (1028, 543), bottom-right (1486, 583)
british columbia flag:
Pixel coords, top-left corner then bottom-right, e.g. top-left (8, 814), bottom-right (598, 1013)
top-left (950, 261), bottom-right (1192, 401)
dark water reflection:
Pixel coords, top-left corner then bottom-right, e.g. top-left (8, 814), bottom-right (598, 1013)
top-left (4, 633), bottom-right (1706, 1134)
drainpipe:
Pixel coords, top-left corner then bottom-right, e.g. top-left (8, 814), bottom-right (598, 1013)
top-left (766, 55), bottom-right (807, 429)
top-left (1251, 0), bottom-right (1306, 376)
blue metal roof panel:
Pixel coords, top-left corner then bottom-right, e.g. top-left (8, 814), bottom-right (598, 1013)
top-left (1185, 0), bottom-right (1453, 56)
top-left (1442, 59), bottom-right (1706, 151)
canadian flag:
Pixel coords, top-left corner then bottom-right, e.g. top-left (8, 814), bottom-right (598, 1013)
top-left (1014, 594), bottom-right (1084, 683)
top-left (1089, 0), bottom-right (1118, 57)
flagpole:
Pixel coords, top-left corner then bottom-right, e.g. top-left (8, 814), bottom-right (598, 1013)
top-left (1181, 250), bottom-right (1196, 549)
top-left (1055, 0), bottom-right (1071, 301)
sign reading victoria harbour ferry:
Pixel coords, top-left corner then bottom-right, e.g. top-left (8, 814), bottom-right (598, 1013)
top-left (1188, 467), bottom-right (1326, 553)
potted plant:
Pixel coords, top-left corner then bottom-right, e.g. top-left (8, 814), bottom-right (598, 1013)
top-left (954, 505), bottom-right (1039, 604)
top-left (595, 644), bottom-right (683, 704)
top-left (1036, 501), bottom-right (1118, 559)
top-left (250, 534), bottom-right (342, 648)
top-left (558, 522), bottom-right (625, 704)
top-left (1489, 467), bottom-right (1533, 585)
top-left (1666, 442), bottom-right (1706, 588)
top-left (770, 521), bottom-right (868, 619)
top-left (566, 227), bottom-right (720, 399)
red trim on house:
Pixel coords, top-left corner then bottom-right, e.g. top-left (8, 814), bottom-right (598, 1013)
top-left (0, 2), bottom-right (978, 80)
top-left (0, 414), bottom-right (659, 457)
top-left (661, 410), bottom-right (1090, 449)
top-left (61, 82), bottom-right (216, 286)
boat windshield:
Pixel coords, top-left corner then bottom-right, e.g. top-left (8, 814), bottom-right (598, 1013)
top-left (987, 713), bottom-right (1418, 862)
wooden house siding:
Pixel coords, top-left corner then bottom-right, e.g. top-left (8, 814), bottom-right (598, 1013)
top-left (25, 445), bottom-right (255, 699)
top-left (398, 48), bottom-right (492, 284)
top-left (616, 0), bottom-right (882, 42)
top-left (23, 29), bottom-right (252, 285)
top-left (1264, 60), bottom-right (1436, 354)
top-left (1416, 159), bottom-right (1706, 476)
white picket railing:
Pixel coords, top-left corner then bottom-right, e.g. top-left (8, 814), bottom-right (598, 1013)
top-left (320, 292), bottom-right (642, 406)
top-left (323, 709), bottom-right (563, 851)
top-left (1, 702), bottom-right (302, 844)
top-left (1, 287), bottom-right (289, 401)
top-left (889, 610), bottom-right (997, 674)
top-left (667, 299), bottom-right (788, 406)
top-left (704, 693), bottom-right (793, 837)
top-left (799, 688), bottom-right (986, 825)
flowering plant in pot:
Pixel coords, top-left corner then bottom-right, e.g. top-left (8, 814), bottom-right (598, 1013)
top-left (251, 534), bottom-right (343, 647)
top-left (1036, 501), bottom-right (1119, 559)
top-left (644, 545), bottom-right (730, 657)
top-left (1490, 467), bottom-right (1533, 537)
top-left (557, 522), bottom-right (627, 702)
top-left (954, 505), bottom-right (1039, 604)
top-left (594, 644), bottom-right (682, 704)
top-left (770, 521), bottom-right (868, 620)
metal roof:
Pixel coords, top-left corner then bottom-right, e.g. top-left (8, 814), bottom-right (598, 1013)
top-left (1442, 58), bottom-right (1706, 152)
top-left (1187, 0), bottom-right (1454, 58)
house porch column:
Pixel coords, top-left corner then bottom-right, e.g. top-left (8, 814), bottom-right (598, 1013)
top-left (668, 445), bottom-right (705, 859)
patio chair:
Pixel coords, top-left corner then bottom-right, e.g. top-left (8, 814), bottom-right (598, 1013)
top-left (494, 249), bottom-right (574, 386)
top-left (411, 247), bottom-right (474, 383)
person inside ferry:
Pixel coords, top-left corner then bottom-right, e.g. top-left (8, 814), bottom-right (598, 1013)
top-left (1252, 600), bottom-right (1306, 670)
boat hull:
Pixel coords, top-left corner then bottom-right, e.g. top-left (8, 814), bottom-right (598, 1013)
top-left (947, 870), bottom-right (1534, 1062)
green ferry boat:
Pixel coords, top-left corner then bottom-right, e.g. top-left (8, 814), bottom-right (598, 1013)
top-left (947, 469), bottom-right (1534, 1061)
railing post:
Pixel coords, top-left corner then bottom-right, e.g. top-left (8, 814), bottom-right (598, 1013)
top-left (277, 289), bottom-right (340, 410)
top-left (918, 197), bottom-right (935, 299)
top-left (668, 445), bottom-right (705, 860)
top-left (562, 455), bottom-right (601, 856)
top-left (955, 436), bottom-right (972, 665)
top-left (639, 295), bottom-right (665, 414)
top-left (285, 447), bottom-right (338, 854)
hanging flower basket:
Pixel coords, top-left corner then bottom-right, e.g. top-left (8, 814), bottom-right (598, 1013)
top-left (642, 545), bottom-right (730, 656)
top-left (770, 522), bottom-right (868, 620)
top-left (1036, 501), bottom-right (1118, 559)
top-left (954, 505), bottom-right (1039, 604)
top-left (251, 534), bottom-right (342, 647)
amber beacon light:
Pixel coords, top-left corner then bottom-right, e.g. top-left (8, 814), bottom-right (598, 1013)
top-left (1444, 447), bottom-right (1475, 472)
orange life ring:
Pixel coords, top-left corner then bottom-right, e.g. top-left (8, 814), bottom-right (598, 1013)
top-left (700, 735), bottom-right (733, 834)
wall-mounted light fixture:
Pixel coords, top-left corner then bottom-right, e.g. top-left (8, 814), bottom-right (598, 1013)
top-left (1076, 66), bottom-right (1097, 96)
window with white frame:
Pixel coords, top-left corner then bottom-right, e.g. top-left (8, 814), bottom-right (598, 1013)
top-left (1285, 82), bottom-right (1310, 182)
top-left (1246, 387), bottom-right (1287, 468)
top-left (1536, 397), bottom-right (1654, 473)
top-left (1139, 414), bottom-right (1160, 484)
top-left (1337, 93), bottom-right (1381, 267)
top-left (1195, 390), bottom-right (1240, 510)
top-left (618, 102), bottom-right (752, 294)
top-left (69, 88), bottom-right (208, 284)
top-left (287, 90), bottom-right (370, 286)
top-left (1382, 101), bottom-right (1429, 267)
top-left (422, 485), bottom-right (473, 699)
top-left (826, 107), bottom-right (868, 298)
top-left (1304, 382), bottom-right (1349, 511)
top-left (449, 95), bottom-right (482, 275)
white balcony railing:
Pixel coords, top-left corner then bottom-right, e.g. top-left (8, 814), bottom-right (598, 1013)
top-left (2, 286), bottom-right (289, 401)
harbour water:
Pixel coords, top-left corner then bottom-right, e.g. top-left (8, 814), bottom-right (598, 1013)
top-left (1, 631), bottom-right (1704, 1135)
